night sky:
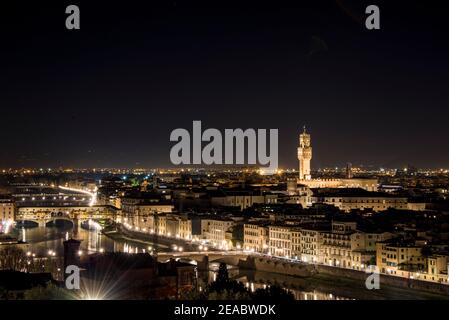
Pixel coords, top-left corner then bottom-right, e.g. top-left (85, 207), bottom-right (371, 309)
top-left (1, 0), bottom-right (448, 169)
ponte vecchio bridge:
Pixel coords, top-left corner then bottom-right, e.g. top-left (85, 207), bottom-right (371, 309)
top-left (15, 205), bottom-right (118, 227)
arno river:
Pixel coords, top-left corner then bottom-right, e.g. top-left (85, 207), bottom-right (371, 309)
top-left (13, 224), bottom-right (166, 257)
top-left (8, 224), bottom-right (447, 300)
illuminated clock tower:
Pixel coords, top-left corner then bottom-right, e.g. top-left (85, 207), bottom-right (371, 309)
top-left (298, 126), bottom-right (312, 180)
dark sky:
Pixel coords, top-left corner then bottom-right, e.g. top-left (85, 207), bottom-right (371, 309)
top-left (1, 0), bottom-right (448, 169)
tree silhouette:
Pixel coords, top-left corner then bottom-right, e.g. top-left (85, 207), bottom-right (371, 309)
top-left (23, 283), bottom-right (73, 300)
top-left (216, 263), bottom-right (229, 284)
top-left (0, 246), bottom-right (27, 271)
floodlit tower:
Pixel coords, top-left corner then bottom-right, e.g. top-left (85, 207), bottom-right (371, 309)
top-left (298, 126), bottom-right (312, 180)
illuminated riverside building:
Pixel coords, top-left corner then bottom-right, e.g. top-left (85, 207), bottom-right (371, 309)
top-left (291, 229), bottom-right (302, 259)
top-left (120, 194), bottom-right (174, 233)
top-left (376, 239), bottom-right (428, 279)
top-left (244, 218), bottom-right (449, 285)
top-left (127, 213), bottom-right (167, 235)
top-left (298, 227), bottom-right (323, 263)
top-left (268, 225), bottom-right (290, 257)
top-left (348, 231), bottom-right (394, 269)
top-left (427, 255), bottom-right (449, 283)
top-left (321, 222), bottom-right (356, 268)
top-left (154, 214), bottom-right (167, 235)
top-left (166, 214), bottom-right (192, 240)
top-left (123, 202), bottom-right (174, 225)
top-left (200, 218), bottom-right (236, 249)
top-left (370, 239), bottom-right (449, 283)
top-left (268, 225), bottom-right (294, 258)
top-left (121, 196), bottom-right (174, 216)
top-left (252, 220), bottom-right (394, 270)
top-left (376, 240), bottom-right (426, 273)
top-left (243, 223), bottom-right (269, 253)
top-left (296, 128), bottom-right (378, 192)
top-left (0, 196), bottom-right (14, 222)
top-left (320, 222), bottom-right (394, 269)
top-left (266, 224), bottom-right (324, 262)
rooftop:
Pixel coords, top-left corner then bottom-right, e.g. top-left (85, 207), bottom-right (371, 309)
top-left (312, 188), bottom-right (406, 198)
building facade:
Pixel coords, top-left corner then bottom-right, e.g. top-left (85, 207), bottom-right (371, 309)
top-left (299, 227), bottom-right (323, 263)
top-left (376, 240), bottom-right (426, 275)
top-left (0, 197), bottom-right (15, 222)
top-left (269, 225), bottom-right (293, 258)
top-left (243, 223), bottom-right (269, 253)
top-left (201, 218), bottom-right (235, 249)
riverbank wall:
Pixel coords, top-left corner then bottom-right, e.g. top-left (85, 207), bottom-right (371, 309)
top-left (238, 256), bottom-right (314, 277)
top-left (108, 226), bottom-right (197, 250)
top-left (239, 256), bottom-right (449, 296)
top-left (314, 263), bottom-right (449, 295)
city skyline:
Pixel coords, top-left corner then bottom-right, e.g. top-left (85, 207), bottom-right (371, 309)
top-left (0, 126), bottom-right (447, 171)
top-left (0, 124), bottom-right (448, 170)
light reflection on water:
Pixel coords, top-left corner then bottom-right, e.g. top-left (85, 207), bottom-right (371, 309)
top-left (205, 263), bottom-right (351, 300)
top-left (13, 225), bottom-right (169, 257)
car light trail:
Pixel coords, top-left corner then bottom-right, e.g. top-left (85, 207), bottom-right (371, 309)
top-left (58, 185), bottom-right (97, 206)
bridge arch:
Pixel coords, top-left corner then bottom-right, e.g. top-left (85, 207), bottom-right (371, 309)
top-left (14, 220), bottom-right (39, 228)
top-left (157, 252), bottom-right (249, 269)
top-left (45, 217), bottom-right (74, 228)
